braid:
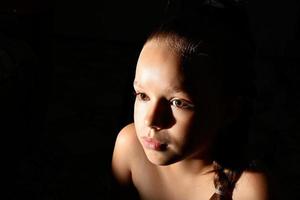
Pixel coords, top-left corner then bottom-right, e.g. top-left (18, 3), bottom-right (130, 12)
top-left (209, 162), bottom-right (241, 200)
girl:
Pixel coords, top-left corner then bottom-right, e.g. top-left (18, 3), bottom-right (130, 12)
top-left (111, 2), bottom-right (269, 200)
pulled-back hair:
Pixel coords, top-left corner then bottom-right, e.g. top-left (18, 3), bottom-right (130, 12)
top-left (145, 1), bottom-right (258, 199)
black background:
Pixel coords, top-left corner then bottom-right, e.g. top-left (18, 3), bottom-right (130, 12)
top-left (1, 0), bottom-right (299, 199)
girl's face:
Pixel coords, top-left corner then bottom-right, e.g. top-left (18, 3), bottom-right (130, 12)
top-left (133, 39), bottom-right (224, 166)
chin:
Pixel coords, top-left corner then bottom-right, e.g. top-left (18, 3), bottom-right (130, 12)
top-left (144, 149), bottom-right (181, 166)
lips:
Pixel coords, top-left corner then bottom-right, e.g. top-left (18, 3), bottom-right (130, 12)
top-left (142, 137), bottom-right (167, 151)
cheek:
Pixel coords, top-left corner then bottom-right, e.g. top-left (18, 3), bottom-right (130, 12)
top-left (133, 101), bottom-right (145, 130)
top-left (171, 111), bottom-right (196, 144)
top-left (172, 111), bottom-right (213, 156)
top-left (173, 110), bottom-right (212, 146)
top-left (174, 110), bottom-right (195, 130)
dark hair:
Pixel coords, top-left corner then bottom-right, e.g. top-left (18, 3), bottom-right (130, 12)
top-left (145, 1), bottom-right (257, 199)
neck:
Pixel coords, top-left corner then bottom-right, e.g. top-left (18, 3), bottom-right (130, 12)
top-left (161, 157), bottom-right (215, 178)
top-left (160, 136), bottom-right (217, 178)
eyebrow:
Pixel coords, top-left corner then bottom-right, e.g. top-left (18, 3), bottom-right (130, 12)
top-left (133, 80), bottom-right (189, 95)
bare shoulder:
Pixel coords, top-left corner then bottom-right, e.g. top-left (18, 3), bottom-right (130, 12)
top-left (233, 170), bottom-right (269, 200)
top-left (112, 123), bottom-right (140, 185)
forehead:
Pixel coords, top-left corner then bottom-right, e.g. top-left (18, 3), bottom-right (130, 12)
top-left (135, 39), bottom-right (221, 97)
top-left (138, 39), bottom-right (181, 67)
top-left (135, 40), bottom-right (185, 86)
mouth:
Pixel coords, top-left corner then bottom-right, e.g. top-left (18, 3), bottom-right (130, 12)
top-left (141, 137), bottom-right (168, 151)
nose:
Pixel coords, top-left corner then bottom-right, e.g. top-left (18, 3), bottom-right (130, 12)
top-left (144, 100), bottom-right (174, 130)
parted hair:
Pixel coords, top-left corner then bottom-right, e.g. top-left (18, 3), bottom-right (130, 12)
top-left (146, 1), bottom-right (257, 199)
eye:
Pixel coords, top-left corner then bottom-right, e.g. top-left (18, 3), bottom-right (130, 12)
top-left (170, 98), bottom-right (195, 109)
top-left (134, 92), bottom-right (150, 101)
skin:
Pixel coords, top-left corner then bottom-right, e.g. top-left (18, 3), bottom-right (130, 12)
top-left (133, 39), bottom-right (219, 167)
top-left (112, 39), bottom-right (269, 200)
